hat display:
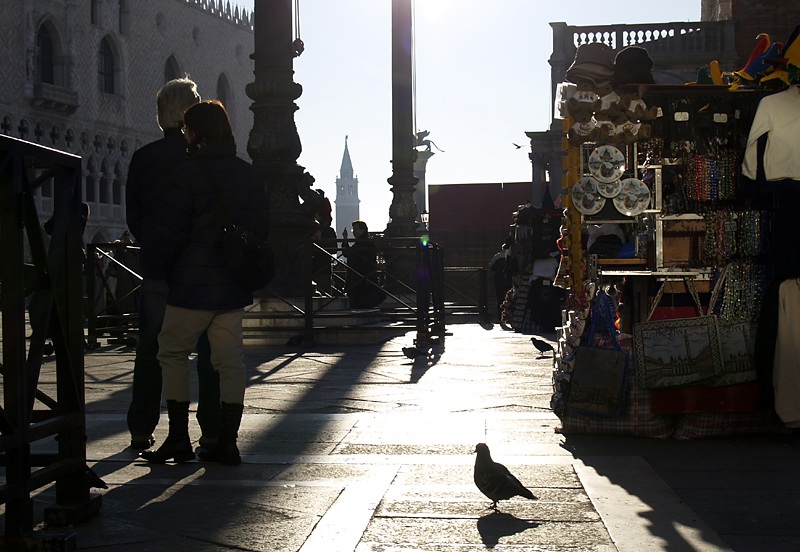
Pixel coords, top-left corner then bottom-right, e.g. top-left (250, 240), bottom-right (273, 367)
top-left (612, 45), bottom-right (655, 88)
top-left (762, 25), bottom-right (800, 85)
top-left (565, 42), bottom-right (615, 87)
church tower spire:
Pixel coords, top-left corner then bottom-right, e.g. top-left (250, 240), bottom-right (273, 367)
top-left (335, 136), bottom-right (359, 232)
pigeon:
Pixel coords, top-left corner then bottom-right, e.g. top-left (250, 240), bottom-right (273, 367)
top-left (473, 442), bottom-right (536, 510)
top-left (530, 337), bottom-right (554, 354)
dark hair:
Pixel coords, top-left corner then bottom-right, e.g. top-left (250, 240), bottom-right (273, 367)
top-left (183, 100), bottom-right (234, 155)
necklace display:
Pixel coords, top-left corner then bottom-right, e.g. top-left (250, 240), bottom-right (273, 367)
top-left (684, 149), bottom-right (739, 205)
top-left (703, 209), bottom-right (769, 263)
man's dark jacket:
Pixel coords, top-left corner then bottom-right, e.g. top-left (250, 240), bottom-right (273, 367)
top-left (148, 143), bottom-right (269, 310)
top-left (125, 128), bottom-right (188, 279)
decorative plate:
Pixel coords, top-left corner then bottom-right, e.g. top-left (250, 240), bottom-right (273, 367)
top-left (588, 145), bottom-right (626, 183)
top-left (597, 178), bottom-right (623, 198)
top-left (613, 178), bottom-right (650, 216)
top-left (572, 176), bottom-right (606, 215)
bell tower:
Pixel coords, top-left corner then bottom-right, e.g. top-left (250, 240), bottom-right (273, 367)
top-left (334, 136), bottom-right (360, 232)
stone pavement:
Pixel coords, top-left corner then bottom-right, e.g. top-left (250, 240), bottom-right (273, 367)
top-left (13, 322), bottom-right (800, 551)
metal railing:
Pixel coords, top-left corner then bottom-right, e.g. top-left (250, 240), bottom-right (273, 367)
top-left (0, 134), bottom-right (100, 544)
top-left (82, 234), bottom-right (453, 348)
top-left (256, 236), bottom-right (448, 346)
top-left (85, 241), bottom-right (141, 348)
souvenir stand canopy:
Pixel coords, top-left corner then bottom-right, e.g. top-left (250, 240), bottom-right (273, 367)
top-left (549, 47), bottom-right (792, 438)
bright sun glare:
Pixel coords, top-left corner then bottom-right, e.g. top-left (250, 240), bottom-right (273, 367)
top-left (418, 0), bottom-right (457, 22)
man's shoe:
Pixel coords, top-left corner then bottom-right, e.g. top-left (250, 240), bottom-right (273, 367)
top-left (130, 434), bottom-right (156, 450)
top-left (198, 435), bottom-right (218, 449)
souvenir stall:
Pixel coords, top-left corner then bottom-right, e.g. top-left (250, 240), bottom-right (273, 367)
top-left (550, 36), bottom-right (800, 438)
top-left (502, 196), bottom-right (564, 334)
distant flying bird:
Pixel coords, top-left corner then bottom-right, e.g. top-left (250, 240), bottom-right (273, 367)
top-left (530, 337), bottom-right (554, 355)
top-left (512, 143), bottom-right (522, 149)
top-left (473, 443), bottom-right (536, 510)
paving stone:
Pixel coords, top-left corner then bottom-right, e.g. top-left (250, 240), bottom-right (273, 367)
top-left (360, 517), bottom-right (613, 548)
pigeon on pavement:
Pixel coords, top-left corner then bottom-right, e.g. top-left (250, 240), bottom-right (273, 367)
top-left (530, 337), bottom-right (554, 354)
top-left (473, 442), bottom-right (536, 510)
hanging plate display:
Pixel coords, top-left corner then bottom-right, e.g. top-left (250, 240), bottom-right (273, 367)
top-left (588, 145), bottom-right (626, 183)
top-left (597, 178), bottom-right (623, 198)
top-left (572, 176), bottom-right (606, 215)
top-left (613, 177), bottom-right (650, 216)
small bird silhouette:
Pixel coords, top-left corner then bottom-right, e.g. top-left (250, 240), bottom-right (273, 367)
top-left (512, 143), bottom-right (522, 149)
top-left (473, 443), bottom-right (536, 510)
top-left (530, 337), bottom-right (554, 354)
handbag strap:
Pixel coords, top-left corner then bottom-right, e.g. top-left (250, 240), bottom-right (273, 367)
top-left (646, 276), bottom-right (704, 321)
top-left (707, 263), bottom-right (730, 316)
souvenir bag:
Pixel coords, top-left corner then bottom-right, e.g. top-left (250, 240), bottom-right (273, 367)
top-left (706, 264), bottom-right (758, 387)
top-left (566, 289), bottom-right (629, 416)
top-left (200, 161), bottom-right (275, 292)
top-left (633, 277), bottom-right (723, 389)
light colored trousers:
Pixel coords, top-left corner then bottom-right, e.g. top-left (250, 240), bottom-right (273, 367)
top-left (157, 305), bottom-right (246, 404)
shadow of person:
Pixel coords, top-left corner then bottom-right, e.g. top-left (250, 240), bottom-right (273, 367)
top-left (476, 511), bottom-right (538, 548)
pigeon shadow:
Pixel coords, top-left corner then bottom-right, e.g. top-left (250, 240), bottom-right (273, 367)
top-left (476, 511), bottom-right (538, 549)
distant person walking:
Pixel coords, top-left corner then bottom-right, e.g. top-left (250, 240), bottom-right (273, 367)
top-left (341, 220), bottom-right (383, 309)
top-left (141, 100), bottom-right (269, 465)
top-left (125, 78), bottom-right (220, 451)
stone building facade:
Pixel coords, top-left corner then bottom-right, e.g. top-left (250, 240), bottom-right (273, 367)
top-left (702, 0), bottom-right (800, 59)
top-left (0, 0), bottom-right (254, 245)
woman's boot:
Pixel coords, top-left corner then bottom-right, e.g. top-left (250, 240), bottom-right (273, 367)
top-left (198, 402), bottom-right (243, 465)
top-left (140, 400), bottom-right (195, 463)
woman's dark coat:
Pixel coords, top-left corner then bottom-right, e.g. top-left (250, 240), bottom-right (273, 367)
top-left (149, 144), bottom-right (269, 310)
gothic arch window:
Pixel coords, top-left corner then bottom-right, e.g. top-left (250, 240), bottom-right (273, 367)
top-left (36, 24), bottom-right (55, 84)
top-left (98, 36), bottom-right (116, 94)
top-left (216, 73), bottom-right (232, 118)
top-left (2, 116), bottom-right (13, 136)
top-left (64, 128), bottom-right (75, 150)
top-left (164, 55), bottom-right (180, 83)
top-left (99, 160), bottom-right (110, 204)
top-left (118, 0), bottom-right (128, 34)
top-left (85, 159), bottom-right (96, 202)
top-left (49, 125), bottom-right (60, 147)
top-left (18, 119), bottom-right (30, 140)
top-left (34, 121), bottom-right (46, 143)
top-left (112, 162), bottom-right (123, 205)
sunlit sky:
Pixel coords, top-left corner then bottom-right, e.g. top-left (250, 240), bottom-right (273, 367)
top-left (236, 0), bottom-right (701, 231)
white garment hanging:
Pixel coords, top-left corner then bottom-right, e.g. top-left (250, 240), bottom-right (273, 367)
top-left (742, 86), bottom-right (800, 182)
top-left (773, 278), bottom-right (800, 427)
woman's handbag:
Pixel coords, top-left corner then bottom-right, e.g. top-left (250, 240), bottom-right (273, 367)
top-left (633, 276), bottom-right (724, 389)
top-left (566, 289), bottom-right (630, 416)
top-left (200, 161), bottom-right (275, 291)
top-left (221, 224), bottom-right (275, 291)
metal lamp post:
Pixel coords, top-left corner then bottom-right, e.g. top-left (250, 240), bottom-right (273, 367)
top-left (248, 0), bottom-right (321, 296)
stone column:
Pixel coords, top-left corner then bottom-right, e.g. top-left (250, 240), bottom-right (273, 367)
top-left (526, 129), bottom-right (563, 207)
top-left (384, 0), bottom-right (419, 238)
top-left (248, 0), bottom-right (321, 296)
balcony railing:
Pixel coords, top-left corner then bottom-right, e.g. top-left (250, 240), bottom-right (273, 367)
top-left (553, 20), bottom-right (736, 64)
